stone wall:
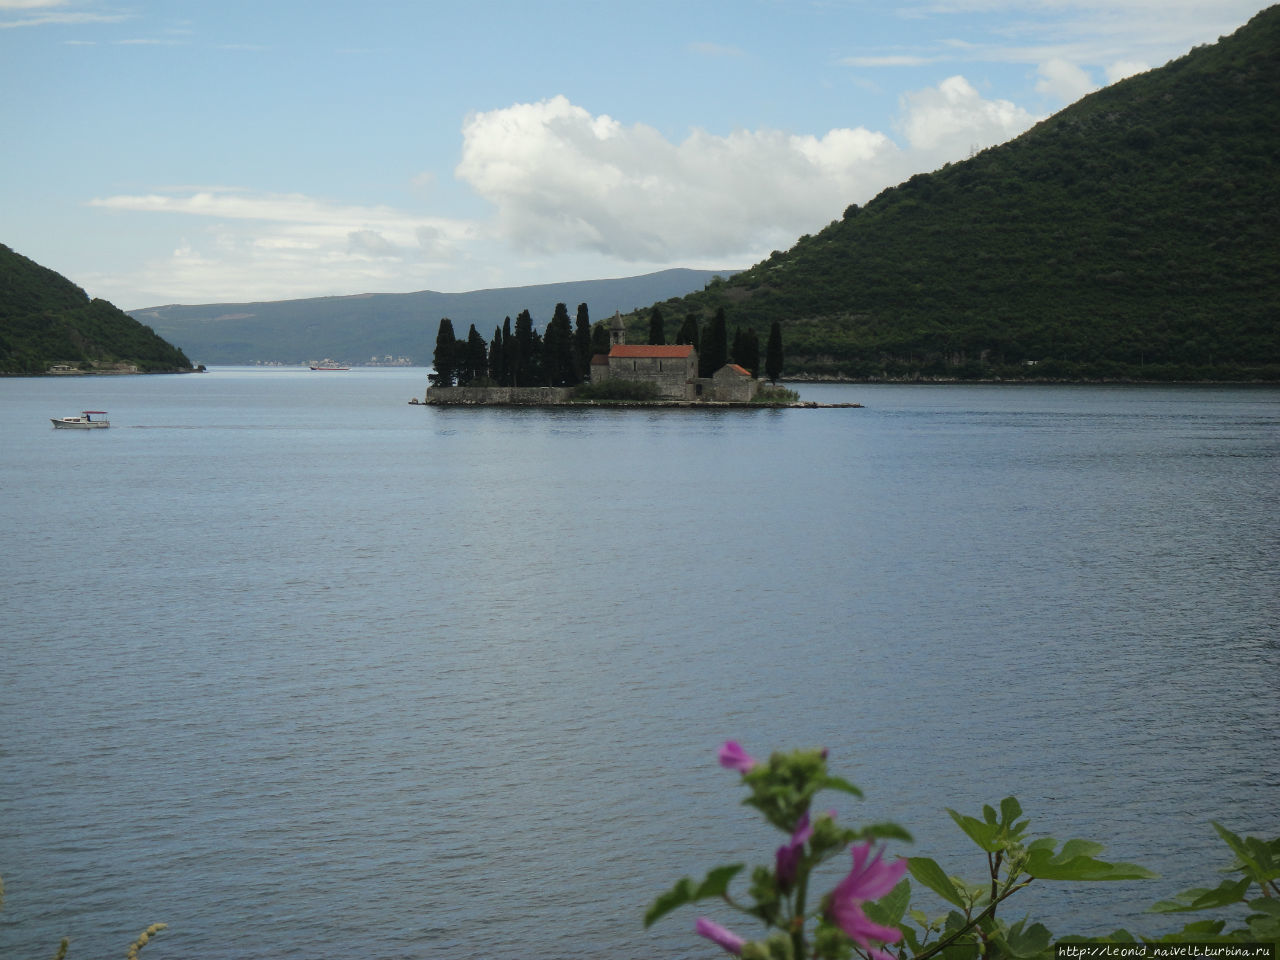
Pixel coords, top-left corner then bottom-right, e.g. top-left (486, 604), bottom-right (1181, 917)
top-left (425, 386), bottom-right (575, 404)
top-left (605, 356), bottom-right (696, 399)
top-left (711, 368), bottom-right (760, 402)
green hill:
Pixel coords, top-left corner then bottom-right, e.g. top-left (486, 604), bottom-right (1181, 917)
top-left (625, 6), bottom-right (1280, 382)
top-left (129, 269), bottom-right (737, 366)
top-left (0, 244), bottom-right (193, 375)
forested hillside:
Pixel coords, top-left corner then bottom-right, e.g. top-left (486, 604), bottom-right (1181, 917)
top-left (630, 7), bottom-right (1280, 381)
top-left (0, 244), bottom-right (193, 374)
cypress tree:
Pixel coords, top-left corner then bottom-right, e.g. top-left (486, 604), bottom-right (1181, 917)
top-left (429, 317), bottom-right (457, 387)
top-left (514, 310), bottom-right (535, 386)
top-left (740, 327), bottom-right (761, 378)
top-left (766, 320), bottom-right (784, 384)
top-left (543, 302), bottom-right (577, 386)
top-left (461, 323), bottom-right (487, 385)
top-left (489, 325), bottom-right (504, 383)
top-left (590, 320), bottom-right (611, 357)
top-left (700, 307), bottom-right (728, 377)
top-left (574, 303), bottom-right (592, 380)
top-left (501, 316), bottom-right (514, 386)
top-left (676, 313), bottom-right (700, 350)
top-left (647, 305), bottom-right (665, 345)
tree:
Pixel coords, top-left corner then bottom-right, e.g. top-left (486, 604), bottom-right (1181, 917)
top-left (676, 313), bottom-right (700, 350)
top-left (543, 302), bottom-right (577, 386)
top-left (459, 323), bottom-right (487, 385)
top-left (590, 320), bottom-right (611, 357)
top-left (501, 316), bottom-right (514, 386)
top-left (514, 310), bottom-right (536, 386)
top-left (575, 303), bottom-right (592, 380)
top-left (735, 327), bottom-right (761, 378)
top-left (766, 320), bottom-right (784, 384)
top-left (489, 325), bottom-right (505, 384)
top-left (700, 307), bottom-right (728, 377)
top-left (647, 305), bottom-right (666, 345)
top-left (429, 317), bottom-right (457, 387)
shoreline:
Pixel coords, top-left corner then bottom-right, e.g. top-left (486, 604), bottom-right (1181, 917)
top-left (411, 397), bottom-right (863, 408)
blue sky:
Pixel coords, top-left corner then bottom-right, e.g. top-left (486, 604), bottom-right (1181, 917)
top-left (0, 0), bottom-right (1267, 309)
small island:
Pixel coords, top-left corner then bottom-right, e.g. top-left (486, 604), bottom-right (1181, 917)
top-left (420, 306), bottom-right (860, 408)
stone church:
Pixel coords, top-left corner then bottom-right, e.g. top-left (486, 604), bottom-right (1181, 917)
top-left (590, 312), bottom-right (760, 401)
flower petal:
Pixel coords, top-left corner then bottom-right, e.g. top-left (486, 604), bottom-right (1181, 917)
top-left (718, 740), bottom-right (757, 773)
top-left (696, 917), bottom-right (746, 956)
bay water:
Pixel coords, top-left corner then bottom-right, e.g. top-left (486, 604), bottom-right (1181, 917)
top-left (1, 369), bottom-right (1277, 959)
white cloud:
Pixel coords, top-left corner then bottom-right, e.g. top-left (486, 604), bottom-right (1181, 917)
top-left (1035, 58), bottom-right (1098, 103)
top-left (90, 81), bottom-right (1044, 306)
top-left (454, 94), bottom-right (976, 265)
top-left (896, 75), bottom-right (1039, 158)
top-left (1105, 59), bottom-right (1149, 83)
top-left (0, 0), bottom-right (128, 28)
top-left (87, 188), bottom-right (475, 305)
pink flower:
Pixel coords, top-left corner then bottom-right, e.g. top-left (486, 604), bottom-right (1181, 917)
top-left (718, 740), bottom-right (757, 773)
top-left (775, 812), bottom-right (814, 887)
top-left (828, 842), bottom-right (908, 960)
top-left (696, 917), bottom-right (746, 955)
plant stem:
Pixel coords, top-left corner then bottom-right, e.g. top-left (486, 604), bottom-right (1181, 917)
top-left (910, 880), bottom-right (1032, 960)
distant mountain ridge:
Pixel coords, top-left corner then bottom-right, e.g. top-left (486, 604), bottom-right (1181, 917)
top-left (0, 243), bottom-right (193, 375)
top-left (622, 6), bottom-right (1280, 381)
top-left (130, 269), bottom-right (737, 365)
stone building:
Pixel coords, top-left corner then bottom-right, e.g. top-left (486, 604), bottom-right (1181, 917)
top-left (589, 311), bottom-right (761, 401)
top-left (595, 344), bottom-right (699, 399)
top-left (711, 362), bottom-right (760, 402)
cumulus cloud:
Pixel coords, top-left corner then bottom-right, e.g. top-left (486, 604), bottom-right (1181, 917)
top-left (91, 80), bottom-right (1044, 305)
top-left (455, 88), bottom-right (1034, 266)
top-left (1035, 58), bottom-right (1098, 103)
top-left (895, 76), bottom-right (1038, 159)
top-left (1105, 59), bottom-right (1149, 83)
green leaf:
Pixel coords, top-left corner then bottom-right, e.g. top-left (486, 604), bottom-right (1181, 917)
top-left (858, 821), bottom-right (914, 843)
top-left (1149, 876), bottom-right (1253, 913)
top-left (1056, 838), bottom-right (1105, 860)
top-left (643, 864), bottom-right (744, 928)
top-left (1249, 897), bottom-right (1280, 918)
top-left (817, 774), bottom-right (864, 798)
top-left (947, 809), bottom-right (1001, 853)
top-left (863, 877), bottom-right (912, 927)
top-left (1024, 843), bottom-right (1156, 882)
top-left (1212, 822), bottom-right (1262, 876)
top-left (908, 857), bottom-right (967, 908)
top-left (1000, 919), bottom-right (1052, 958)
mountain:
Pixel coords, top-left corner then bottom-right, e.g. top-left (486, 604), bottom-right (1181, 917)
top-left (129, 269), bottom-right (737, 365)
top-left (622, 7), bottom-right (1280, 382)
top-left (0, 244), bottom-right (193, 375)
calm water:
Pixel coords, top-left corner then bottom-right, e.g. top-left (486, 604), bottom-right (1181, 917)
top-left (1, 370), bottom-right (1277, 959)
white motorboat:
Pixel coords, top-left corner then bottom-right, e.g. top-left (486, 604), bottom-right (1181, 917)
top-left (52, 410), bottom-right (110, 429)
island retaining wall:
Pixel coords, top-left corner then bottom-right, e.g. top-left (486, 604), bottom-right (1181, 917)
top-left (425, 386), bottom-right (574, 405)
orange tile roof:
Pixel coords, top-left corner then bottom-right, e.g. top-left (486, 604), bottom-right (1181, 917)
top-left (609, 345), bottom-right (695, 359)
top-left (724, 363), bottom-right (751, 376)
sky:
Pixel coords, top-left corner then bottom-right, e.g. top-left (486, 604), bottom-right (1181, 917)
top-left (0, 0), bottom-right (1268, 310)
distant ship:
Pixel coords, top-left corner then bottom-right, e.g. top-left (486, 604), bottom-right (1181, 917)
top-left (310, 361), bottom-right (350, 371)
